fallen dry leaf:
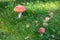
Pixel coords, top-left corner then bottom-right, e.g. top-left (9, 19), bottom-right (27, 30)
top-left (25, 36), bottom-right (29, 40)
top-left (26, 24), bottom-right (30, 28)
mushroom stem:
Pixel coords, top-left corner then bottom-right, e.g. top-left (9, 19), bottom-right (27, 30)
top-left (40, 34), bottom-right (43, 37)
top-left (18, 13), bottom-right (22, 18)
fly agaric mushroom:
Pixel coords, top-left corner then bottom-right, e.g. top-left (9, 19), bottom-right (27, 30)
top-left (38, 27), bottom-right (45, 36)
top-left (14, 5), bottom-right (26, 18)
top-left (38, 27), bottom-right (45, 34)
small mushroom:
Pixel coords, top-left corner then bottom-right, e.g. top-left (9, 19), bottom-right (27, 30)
top-left (38, 27), bottom-right (45, 36)
top-left (44, 17), bottom-right (50, 22)
top-left (38, 27), bottom-right (45, 34)
top-left (14, 5), bottom-right (26, 18)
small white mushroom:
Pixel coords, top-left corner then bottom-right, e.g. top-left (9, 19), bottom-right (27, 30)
top-left (44, 17), bottom-right (50, 22)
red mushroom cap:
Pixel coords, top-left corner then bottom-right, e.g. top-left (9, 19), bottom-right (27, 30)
top-left (38, 27), bottom-right (45, 34)
top-left (14, 5), bottom-right (26, 13)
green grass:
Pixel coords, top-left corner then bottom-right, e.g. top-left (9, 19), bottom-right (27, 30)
top-left (0, 1), bottom-right (60, 40)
